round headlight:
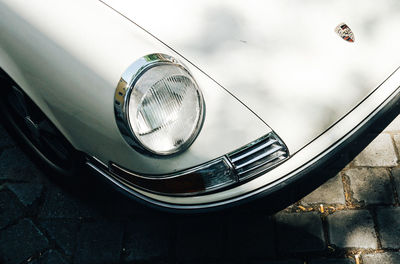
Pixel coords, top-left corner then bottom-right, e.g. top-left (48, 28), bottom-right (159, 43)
top-left (114, 54), bottom-right (205, 155)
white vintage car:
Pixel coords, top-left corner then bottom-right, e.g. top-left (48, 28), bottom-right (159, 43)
top-left (1, 0), bottom-right (400, 212)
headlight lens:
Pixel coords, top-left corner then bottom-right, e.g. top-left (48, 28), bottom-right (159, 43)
top-left (115, 54), bottom-right (205, 155)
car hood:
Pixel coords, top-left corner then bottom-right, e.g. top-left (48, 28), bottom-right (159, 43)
top-left (103, 0), bottom-right (400, 153)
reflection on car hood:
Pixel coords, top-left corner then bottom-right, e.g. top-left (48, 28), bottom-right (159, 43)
top-left (103, 0), bottom-right (400, 153)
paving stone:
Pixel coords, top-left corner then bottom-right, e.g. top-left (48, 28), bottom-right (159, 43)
top-left (74, 221), bottom-right (124, 264)
top-left (175, 215), bottom-right (224, 261)
top-left (40, 219), bottom-right (80, 256)
top-left (363, 252), bottom-right (400, 264)
top-left (391, 167), bottom-right (400, 197)
top-left (30, 250), bottom-right (69, 264)
top-left (353, 134), bottom-right (397, 167)
top-left (275, 212), bottom-right (325, 253)
top-left (0, 124), bottom-right (15, 148)
top-left (309, 258), bottom-right (355, 264)
top-left (345, 168), bottom-right (394, 205)
top-left (7, 182), bottom-right (43, 206)
top-left (375, 207), bottom-right (400, 248)
top-left (0, 147), bottom-right (41, 181)
top-left (123, 218), bottom-right (170, 262)
top-left (39, 186), bottom-right (98, 218)
top-left (327, 210), bottom-right (377, 249)
top-left (384, 115), bottom-right (400, 132)
top-left (0, 218), bottom-right (49, 264)
top-left (302, 174), bottom-right (345, 204)
top-left (394, 135), bottom-right (400, 156)
top-left (226, 214), bottom-right (275, 259)
top-left (0, 190), bottom-right (24, 229)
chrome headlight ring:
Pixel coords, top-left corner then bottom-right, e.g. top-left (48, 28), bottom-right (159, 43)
top-left (114, 54), bottom-right (205, 156)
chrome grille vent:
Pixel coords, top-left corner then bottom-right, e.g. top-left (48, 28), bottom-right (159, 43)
top-left (227, 132), bottom-right (289, 181)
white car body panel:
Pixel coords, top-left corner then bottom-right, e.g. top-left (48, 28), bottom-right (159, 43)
top-left (105, 0), bottom-right (400, 153)
top-left (0, 0), bottom-right (269, 174)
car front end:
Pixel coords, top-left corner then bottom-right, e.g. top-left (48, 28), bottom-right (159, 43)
top-left (87, 62), bottom-right (400, 212)
top-left (2, 0), bottom-right (400, 212)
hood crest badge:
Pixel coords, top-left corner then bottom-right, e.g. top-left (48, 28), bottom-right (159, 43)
top-left (335, 23), bottom-right (355, 43)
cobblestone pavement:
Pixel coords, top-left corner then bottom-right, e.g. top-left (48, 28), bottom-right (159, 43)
top-left (2, 116), bottom-right (400, 264)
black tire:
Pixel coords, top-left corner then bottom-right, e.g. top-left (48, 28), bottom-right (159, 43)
top-left (0, 74), bottom-right (84, 178)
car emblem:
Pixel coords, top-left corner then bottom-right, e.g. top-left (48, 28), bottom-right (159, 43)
top-left (335, 23), bottom-right (355, 43)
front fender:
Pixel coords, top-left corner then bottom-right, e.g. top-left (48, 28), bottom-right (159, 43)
top-left (0, 0), bottom-right (269, 174)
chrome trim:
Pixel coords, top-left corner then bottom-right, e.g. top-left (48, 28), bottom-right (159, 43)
top-left (87, 155), bottom-right (237, 196)
top-left (230, 138), bottom-right (277, 163)
top-left (89, 155), bottom-right (108, 168)
top-left (114, 53), bottom-right (205, 156)
top-left (234, 145), bottom-right (283, 170)
top-left (109, 157), bottom-right (236, 196)
top-left (93, 132), bottom-right (288, 197)
top-left (227, 132), bottom-right (289, 180)
top-left (236, 151), bottom-right (286, 176)
top-left (110, 157), bottom-right (232, 180)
